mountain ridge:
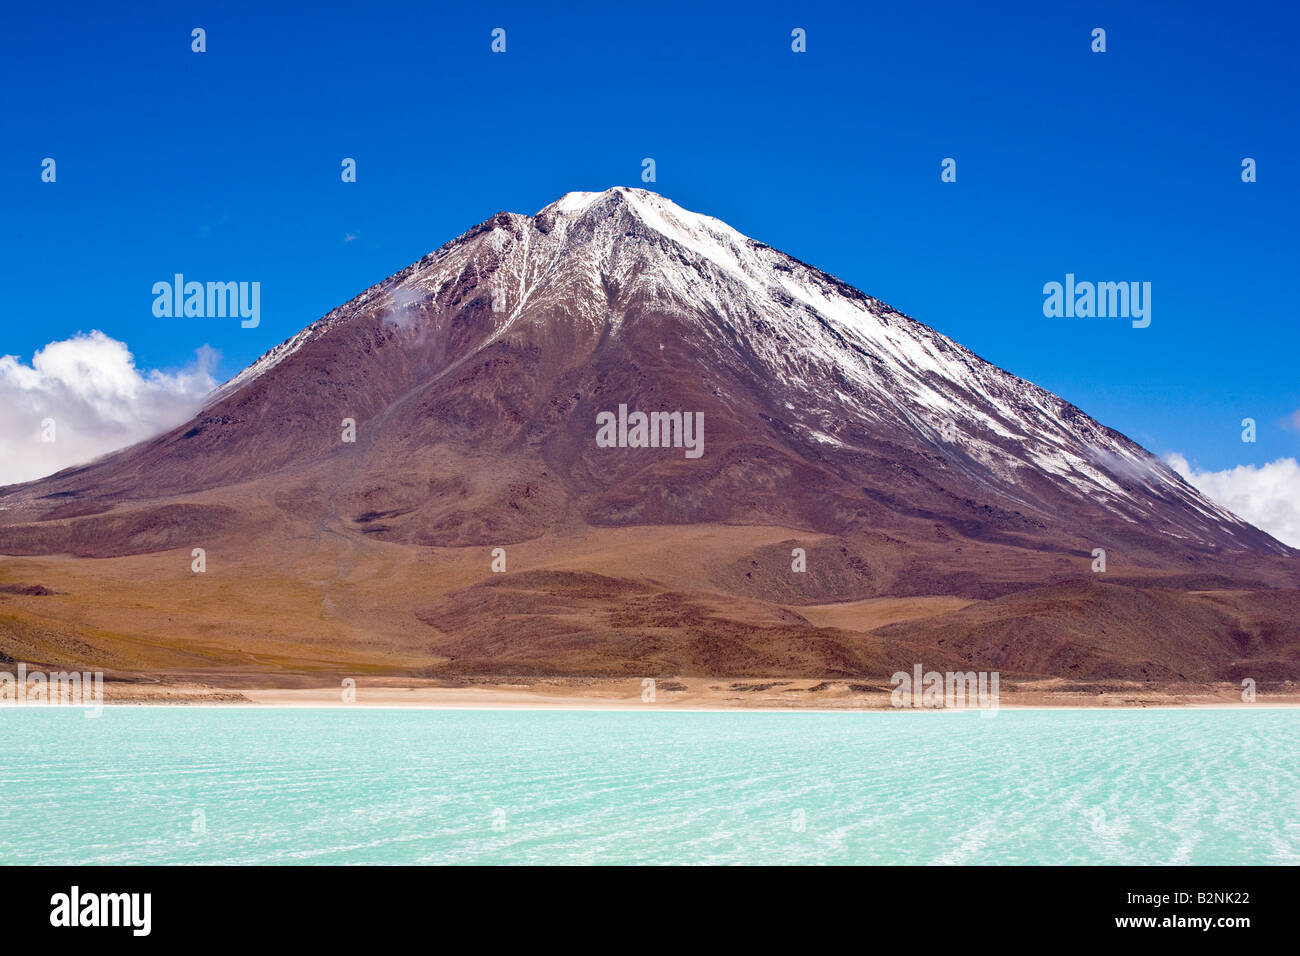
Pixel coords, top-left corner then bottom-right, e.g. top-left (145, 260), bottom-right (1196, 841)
top-left (1, 187), bottom-right (1296, 686)
top-left (6, 187), bottom-right (1284, 555)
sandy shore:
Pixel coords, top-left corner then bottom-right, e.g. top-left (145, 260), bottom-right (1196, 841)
top-left (90, 675), bottom-right (1300, 709)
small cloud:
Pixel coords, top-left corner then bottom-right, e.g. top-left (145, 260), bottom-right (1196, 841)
top-left (380, 285), bottom-right (422, 331)
top-left (344, 233), bottom-right (359, 243)
top-left (198, 213), bottom-right (230, 238)
top-left (1166, 452), bottom-right (1300, 548)
top-left (0, 331), bottom-right (218, 486)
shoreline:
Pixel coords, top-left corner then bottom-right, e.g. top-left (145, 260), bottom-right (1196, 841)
top-left (55, 676), bottom-right (1298, 710)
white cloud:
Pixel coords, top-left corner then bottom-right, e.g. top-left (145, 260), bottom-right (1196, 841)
top-left (1166, 452), bottom-right (1300, 548)
top-left (0, 331), bottom-right (217, 486)
top-left (380, 285), bottom-right (423, 331)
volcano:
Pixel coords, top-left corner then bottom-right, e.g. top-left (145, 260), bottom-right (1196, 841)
top-left (2, 187), bottom-right (1297, 690)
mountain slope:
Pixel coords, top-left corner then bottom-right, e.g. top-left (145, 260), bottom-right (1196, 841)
top-left (1, 187), bottom-right (1296, 685)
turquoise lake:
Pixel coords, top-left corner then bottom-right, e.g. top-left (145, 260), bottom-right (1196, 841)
top-left (1, 707), bottom-right (1296, 865)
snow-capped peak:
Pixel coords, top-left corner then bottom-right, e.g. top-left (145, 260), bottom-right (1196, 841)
top-left (538, 190), bottom-right (608, 216)
top-left (205, 187), bottom-right (1285, 555)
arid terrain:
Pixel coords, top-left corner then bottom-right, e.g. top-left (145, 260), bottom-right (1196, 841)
top-left (2, 188), bottom-right (1297, 704)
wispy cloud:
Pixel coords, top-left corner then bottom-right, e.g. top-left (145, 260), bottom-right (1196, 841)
top-left (380, 285), bottom-right (423, 331)
top-left (0, 331), bottom-right (217, 486)
top-left (1166, 452), bottom-right (1300, 548)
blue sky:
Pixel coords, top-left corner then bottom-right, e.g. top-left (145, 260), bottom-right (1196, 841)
top-left (1, 0), bottom-right (1296, 477)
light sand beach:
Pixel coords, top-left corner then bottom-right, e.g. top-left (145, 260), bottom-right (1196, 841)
top-left (89, 675), bottom-right (1300, 709)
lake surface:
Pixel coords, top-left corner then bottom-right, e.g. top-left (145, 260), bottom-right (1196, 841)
top-left (1, 707), bottom-right (1295, 865)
